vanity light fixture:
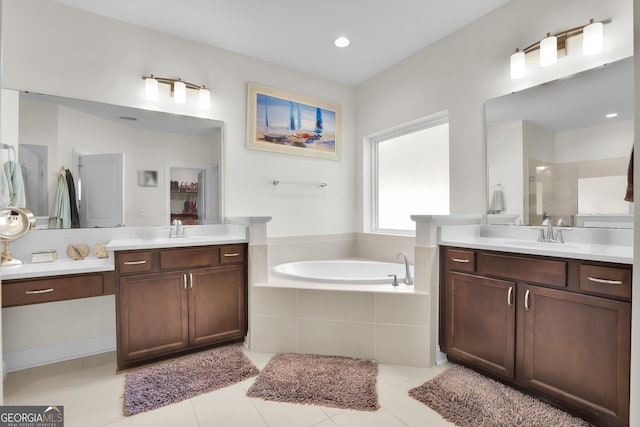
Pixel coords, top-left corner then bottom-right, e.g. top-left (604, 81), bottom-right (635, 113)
top-left (539, 33), bottom-right (557, 67)
top-left (142, 75), bottom-right (211, 108)
top-left (583, 19), bottom-right (604, 56)
top-left (199, 86), bottom-right (211, 109)
top-left (606, 113), bottom-right (619, 118)
top-left (510, 18), bottom-right (608, 79)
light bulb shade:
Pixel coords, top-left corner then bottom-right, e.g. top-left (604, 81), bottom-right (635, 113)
top-left (173, 81), bottom-right (186, 104)
top-left (583, 21), bottom-right (603, 56)
top-left (144, 77), bottom-right (158, 100)
top-left (540, 35), bottom-right (557, 67)
top-left (199, 87), bottom-right (211, 109)
top-left (510, 50), bottom-right (526, 79)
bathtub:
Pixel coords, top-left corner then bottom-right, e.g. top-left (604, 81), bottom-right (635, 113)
top-left (272, 259), bottom-right (413, 284)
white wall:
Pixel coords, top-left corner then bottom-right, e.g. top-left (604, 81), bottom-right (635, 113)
top-left (555, 119), bottom-right (634, 163)
top-left (357, 0), bottom-right (636, 422)
top-left (1, 0), bottom-right (357, 237)
top-left (487, 121), bottom-right (523, 217)
top-left (356, 0), bottom-right (633, 232)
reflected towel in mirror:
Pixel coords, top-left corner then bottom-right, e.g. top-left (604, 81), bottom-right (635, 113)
top-left (3, 160), bottom-right (25, 208)
top-left (489, 184), bottom-right (504, 212)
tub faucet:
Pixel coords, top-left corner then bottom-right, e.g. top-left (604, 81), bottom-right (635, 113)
top-left (396, 251), bottom-right (413, 286)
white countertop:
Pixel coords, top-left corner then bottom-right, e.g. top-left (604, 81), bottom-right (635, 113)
top-left (2, 232), bottom-right (249, 281)
top-left (106, 235), bottom-right (247, 251)
top-left (439, 225), bottom-right (633, 264)
top-left (0, 257), bottom-right (114, 281)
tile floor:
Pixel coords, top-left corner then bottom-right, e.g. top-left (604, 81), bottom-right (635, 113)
top-left (3, 350), bottom-right (456, 427)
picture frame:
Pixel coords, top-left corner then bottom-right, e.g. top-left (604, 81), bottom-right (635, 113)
top-left (246, 83), bottom-right (341, 160)
top-left (138, 170), bottom-right (158, 187)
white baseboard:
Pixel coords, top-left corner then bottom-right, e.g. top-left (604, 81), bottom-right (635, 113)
top-left (3, 334), bottom-right (116, 373)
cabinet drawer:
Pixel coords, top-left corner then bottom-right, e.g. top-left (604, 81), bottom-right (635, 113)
top-left (478, 252), bottom-right (566, 287)
top-left (2, 274), bottom-right (104, 307)
top-left (117, 251), bottom-right (153, 274)
top-left (444, 248), bottom-right (475, 272)
top-left (579, 264), bottom-right (631, 300)
top-left (219, 245), bottom-right (246, 265)
top-left (160, 246), bottom-right (218, 270)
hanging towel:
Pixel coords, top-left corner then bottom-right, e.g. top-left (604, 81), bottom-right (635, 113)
top-left (3, 160), bottom-right (26, 207)
top-left (53, 170), bottom-right (71, 229)
top-left (489, 184), bottom-right (505, 213)
top-left (0, 166), bottom-right (9, 207)
top-left (624, 147), bottom-right (633, 202)
top-left (65, 169), bottom-right (80, 228)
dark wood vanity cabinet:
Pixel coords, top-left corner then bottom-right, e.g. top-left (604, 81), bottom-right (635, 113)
top-left (440, 246), bottom-right (631, 427)
top-left (2, 272), bottom-right (112, 307)
top-left (115, 244), bottom-right (248, 369)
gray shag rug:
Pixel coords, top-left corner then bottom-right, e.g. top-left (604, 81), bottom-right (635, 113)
top-left (247, 353), bottom-right (379, 411)
top-left (123, 345), bottom-right (259, 416)
top-left (409, 364), bottom-right (593, 427)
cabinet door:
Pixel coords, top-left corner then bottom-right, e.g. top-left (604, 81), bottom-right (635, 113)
top-left (188, 265), bottom-right (246, 347)
top-left (444, 272), bottom-right (516, 379)
top-left (119, 271), bottom-right (189, 363)
top-left (520, 285), bottom-right (631, 426)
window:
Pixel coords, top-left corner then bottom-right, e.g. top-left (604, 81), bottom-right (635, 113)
top-left (373, 116), bottom-right (450, 232)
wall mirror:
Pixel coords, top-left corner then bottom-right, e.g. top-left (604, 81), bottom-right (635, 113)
top-left (0, 89), bottom-right (223, 228)
top-left (485, 56), bottom-right (634, 228)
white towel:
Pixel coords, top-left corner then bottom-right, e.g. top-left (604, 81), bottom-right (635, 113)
top-left (0, 166), bottom-right (9, 207)
top-left (489, 186), bottom-right (505, 212)
top-left (3, 160), bottom-right (26, 207)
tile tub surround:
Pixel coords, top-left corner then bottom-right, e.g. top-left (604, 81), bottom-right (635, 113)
top-left (251, 288), bottom-right (431, 367)
top-left (249, 232), bottom-right (432, 367)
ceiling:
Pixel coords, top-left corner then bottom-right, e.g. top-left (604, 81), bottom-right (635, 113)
top-left (49, 0), bottom-right (511, 86)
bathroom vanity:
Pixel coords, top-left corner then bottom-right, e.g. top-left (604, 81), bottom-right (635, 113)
top-left (113, 243), bottom-right (248, 370)
top-left (439, 241), bottom-right (631, 427)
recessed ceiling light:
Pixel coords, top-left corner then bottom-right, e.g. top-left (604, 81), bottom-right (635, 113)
top-left (606, 113), bottom-right (619, 118)
top-left (334, 36), bottom-right (350, 48)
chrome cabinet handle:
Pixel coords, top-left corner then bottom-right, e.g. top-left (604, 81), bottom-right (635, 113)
top-left (124, 260), bottom-right (147, 265)
top-left (451, 258), bottom-right (470, 263)
top-left (189, 273), bottom-right (194, 289)
top-left (524, 289), bottom-right (530, 311)
top-left (25, 288), bottom-right (54, 295)
top-left (588, 277), bottom-right (623, 286)
top-left (507, 286), bottom-right (513, 307)
top-left (183, 274), bottom-right (187, 290)
top-left (223, 253), bottom-right (240, 257)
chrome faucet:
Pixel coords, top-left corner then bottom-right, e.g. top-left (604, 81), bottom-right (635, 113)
top-left (538, 218), bottom-right (565, 243)
top-left (396, 251), bottom-right (413, 285)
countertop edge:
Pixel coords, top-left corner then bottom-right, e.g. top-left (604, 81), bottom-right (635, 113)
top-left (438, 239), bottom-right (633, 265)
top-left (1, 259), bottom-right (115, 281)
top-left (255, 275), bottom-right (429, 295)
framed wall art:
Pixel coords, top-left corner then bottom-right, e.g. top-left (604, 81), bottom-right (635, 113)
top-left (138, 170), bottom-right (158, 187)
top-left (246, 83), bottom-right (341, 160)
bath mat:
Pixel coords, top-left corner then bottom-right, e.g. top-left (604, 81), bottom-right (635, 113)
top-left (123, 345), bottom-right (259, 416)
top-left (409, 364), bottom-right (592, 426)
top-left (246, 353), bottom-right (379, 411)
